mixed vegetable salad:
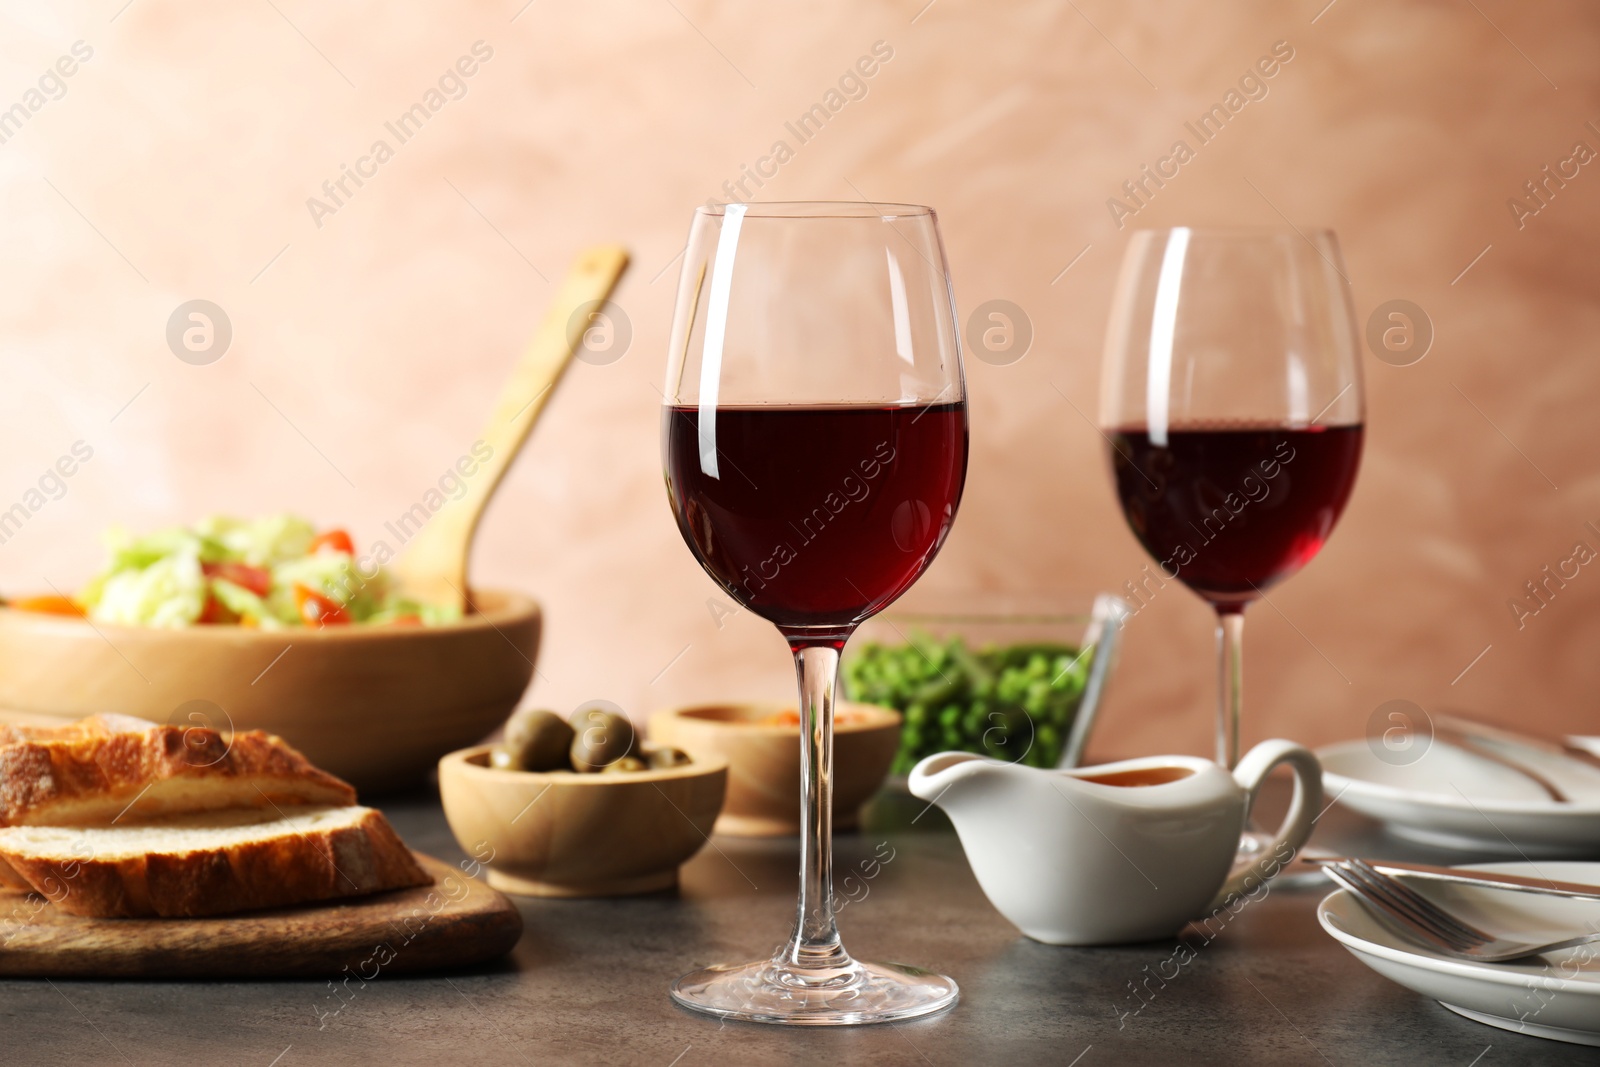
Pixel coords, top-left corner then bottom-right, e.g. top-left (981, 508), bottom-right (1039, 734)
top-left (844, 632), bottom-right (1092, 774)
top-left (7, 515), bottom-right (457, 629)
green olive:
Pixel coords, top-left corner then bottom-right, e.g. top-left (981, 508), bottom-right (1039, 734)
top-left (644, 744), bottom-right (692, 769)
top-left (599, 756), bottom-right (648, 774)
top-left (569, 707), bottom-right (636, 772)
top-left (501, 708), bottom-right (575, 772)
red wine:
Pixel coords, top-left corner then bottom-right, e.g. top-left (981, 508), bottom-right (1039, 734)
top-left (1107, 424), bottom-right (1363, 612)
top-left (663, 403), bottom-right (968, 633)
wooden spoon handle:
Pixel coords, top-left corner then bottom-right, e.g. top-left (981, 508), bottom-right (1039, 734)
top-left (395, 245), bottom-right (629, 610)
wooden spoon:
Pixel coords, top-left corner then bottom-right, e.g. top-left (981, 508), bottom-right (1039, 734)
top-left (393, 245), bottom-right (629, 612)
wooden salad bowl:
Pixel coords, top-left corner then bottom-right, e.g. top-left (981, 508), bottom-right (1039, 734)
top-left (0, 588), bottom-right (540, 794)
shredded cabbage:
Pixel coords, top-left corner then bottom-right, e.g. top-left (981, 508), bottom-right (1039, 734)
top-left (89, 551), bottom-right (207, 628)
top-left (195, 514), bottom-right (315, 567)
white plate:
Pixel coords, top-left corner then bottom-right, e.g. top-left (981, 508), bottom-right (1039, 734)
top-left (1319, 862), bottom-right (1600, 1045)
top-left (1317, 737), bottom-right (1600, 857)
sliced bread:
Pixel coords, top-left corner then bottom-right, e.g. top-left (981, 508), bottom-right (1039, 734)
top-left (0, 805), bottom-right (430, 918)
top-left (0, 713), bottom-right (157, 746)
top-left (0, 726), bottom-right (356, 827)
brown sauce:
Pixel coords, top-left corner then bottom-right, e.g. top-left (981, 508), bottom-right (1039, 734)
top-left (1079, 765), bottom-right (1195, 788)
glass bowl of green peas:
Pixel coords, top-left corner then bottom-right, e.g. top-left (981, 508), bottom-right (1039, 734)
top-left (842, 594), bottom-right (1129, 776)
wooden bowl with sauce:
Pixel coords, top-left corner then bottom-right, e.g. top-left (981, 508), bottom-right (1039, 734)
top-left (647, 701), bottom-right (901, 836)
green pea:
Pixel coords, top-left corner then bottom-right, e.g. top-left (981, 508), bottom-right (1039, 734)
top-left (847, 634), bottom-right (1082, 770)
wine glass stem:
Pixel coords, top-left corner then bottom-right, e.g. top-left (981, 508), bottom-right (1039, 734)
top-left (1216, 608), bottom-right (1245, 770)
top-left (783, 640), bottom-right (851, 974)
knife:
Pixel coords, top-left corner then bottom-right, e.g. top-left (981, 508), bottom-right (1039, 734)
top-left (1432, 721), bottom-right (1570, 803)
top-left (1438, 711), bottom-right (1600, 777)
top-left (1322, 858), bottom-right (1600, 902)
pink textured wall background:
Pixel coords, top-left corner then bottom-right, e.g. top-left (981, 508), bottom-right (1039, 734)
top-left (1, 1), bottom-right (1596, 759)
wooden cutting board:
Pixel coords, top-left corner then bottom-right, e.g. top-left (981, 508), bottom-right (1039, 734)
top-left (0, 854), bottom-right (522, 978)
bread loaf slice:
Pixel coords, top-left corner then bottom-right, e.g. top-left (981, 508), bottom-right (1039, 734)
top-left (0, 852), bottom-right (28, 890)
top-left (0, 727), bottom-right (356, 827)
top-left (0, 805), bottom-right (431, 918)
top-left (0, 713), bottom-right (157, 746)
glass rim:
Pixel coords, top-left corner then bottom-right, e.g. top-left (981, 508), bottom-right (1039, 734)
top-left (658, 397), bottom-right (967, 410)
top-left (1126, 224), bottom-right (1338, 240)
top-left (872, 611), bottom-right (1095, 626)
top-left (694, 200), bottom-right (935, 220)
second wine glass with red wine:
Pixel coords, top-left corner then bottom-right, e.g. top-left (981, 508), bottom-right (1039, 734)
top-left (661, 202), bottom-right (968, 1025)
top-left (1099, 227), bottom-right (1364, 776)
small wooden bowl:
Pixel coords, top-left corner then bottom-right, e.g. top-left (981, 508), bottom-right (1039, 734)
top-left (437, 745), bottom-right (728, 897)
top-left (0, 589), bottom-right (540, 794)
top-left (648, 702), bottom-right (901, 837)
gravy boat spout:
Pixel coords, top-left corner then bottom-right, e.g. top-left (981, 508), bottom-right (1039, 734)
top-left (907, 750), bottom-right (1022, 802)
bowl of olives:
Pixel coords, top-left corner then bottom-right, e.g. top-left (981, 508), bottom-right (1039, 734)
top-left (438, 703), bottom-right (727, 897)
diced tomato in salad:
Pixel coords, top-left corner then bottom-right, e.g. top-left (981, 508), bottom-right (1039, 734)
top-left (202, 561), bottom-right (273, 597)
top-left (293, 583), bottom-right (351, 627)
top-left (309, 529), bottom-right (355, 556)
top-left (196, 594), bottom-right (234, 625)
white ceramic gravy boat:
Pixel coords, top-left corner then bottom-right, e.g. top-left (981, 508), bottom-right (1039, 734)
top-left (909, 739), bottom-right (1322, 945)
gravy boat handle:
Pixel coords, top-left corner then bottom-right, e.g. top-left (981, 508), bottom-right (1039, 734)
top-left (1206, 739), bottom-right (1322, 911)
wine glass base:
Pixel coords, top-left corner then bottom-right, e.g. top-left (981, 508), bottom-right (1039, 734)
top-left (670, 957), bottom-right (958, 1026)
top-left (1236, 830), bottom-right (1335, 885)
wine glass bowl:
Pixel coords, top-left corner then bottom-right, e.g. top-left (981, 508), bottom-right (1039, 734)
top-left (1100, 227), bottom-right (1364, 769)
top-left (1105, 423), bottom-right (1364, 613)
top-left (660, 202), bottom-right (967, 1024)
top-left (1100, 228), bottom-right (1362, 429)
top-left (662, 403), bottom-right (967, 633)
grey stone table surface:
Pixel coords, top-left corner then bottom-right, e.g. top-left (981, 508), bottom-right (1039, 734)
top-left (1, 780), bottom-right (1593, 1067)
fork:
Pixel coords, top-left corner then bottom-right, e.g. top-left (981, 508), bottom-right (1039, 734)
top-left (1326, 858), bottom-right (1600, 963)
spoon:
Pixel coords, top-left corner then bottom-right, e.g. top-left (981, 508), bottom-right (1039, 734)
top-left (393, 244), bottom-right (629, 612)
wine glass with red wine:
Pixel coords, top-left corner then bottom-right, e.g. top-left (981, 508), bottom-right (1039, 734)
top-left (1100, 227), bottom-right (1364, 779)
top-left (661, 202), bottom-right (967, 1025)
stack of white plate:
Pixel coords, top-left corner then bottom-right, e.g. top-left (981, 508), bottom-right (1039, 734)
top-left (1318, 862), bottom-right (1600, 1046)
top-left (1317, 736), bottom-right (1600, 857)
top-left (1316, 733), bottom-right (1600, 1045)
